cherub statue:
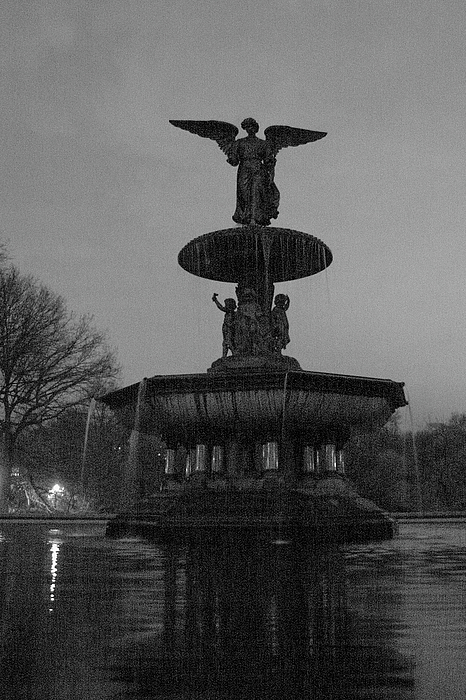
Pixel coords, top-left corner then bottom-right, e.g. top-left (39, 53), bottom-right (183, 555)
top-left (170, 118), bottom-right (326, 226)
top-left (212, 293), bottom-right (236, 357)
top-left (271, 293), bottom-right (290, 352)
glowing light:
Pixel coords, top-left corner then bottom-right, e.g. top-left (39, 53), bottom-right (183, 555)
top-left (48, 484), bottom-right (65, 508)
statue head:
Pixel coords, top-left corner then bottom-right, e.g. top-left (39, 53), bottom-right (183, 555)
top-left (224, 298), bottom-right (236, 311)
top-left (274, 294), bottom-right (288, 308)
top-left (241, 118), bottom-right (259, 134)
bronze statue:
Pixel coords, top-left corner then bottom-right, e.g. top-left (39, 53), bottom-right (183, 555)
top-left (212, 293), bottom-right (236, 357)
top-left (170, 118), bottom-right (326, 226)
top-left (271, 294), bottom-right (290, 352)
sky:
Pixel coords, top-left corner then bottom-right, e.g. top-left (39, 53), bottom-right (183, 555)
top-left (2, 0), bottom-right (466, 428)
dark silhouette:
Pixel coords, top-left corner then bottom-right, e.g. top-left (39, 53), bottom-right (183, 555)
top-left (170, 118), bottom-right (326, 226)
top-left (212, 293), bottom-right (237, 357)
top-left (271, 293), bottom-right (290, 352)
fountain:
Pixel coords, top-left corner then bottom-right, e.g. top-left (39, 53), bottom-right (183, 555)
top-left (102, 117), bottom-right (407, 541)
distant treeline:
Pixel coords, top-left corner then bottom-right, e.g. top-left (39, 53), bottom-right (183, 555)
top-left (345, 413), bottom-right (466, 512)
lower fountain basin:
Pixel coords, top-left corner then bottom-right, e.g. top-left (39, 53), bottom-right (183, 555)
top-left (101, 369), bottom-right (406, 446)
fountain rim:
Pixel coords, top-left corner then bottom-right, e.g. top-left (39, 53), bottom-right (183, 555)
top-left (99, 369), bottom-right (407, 412)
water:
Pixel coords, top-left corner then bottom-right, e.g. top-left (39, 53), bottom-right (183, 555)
top-left (1, 520), bottom-right (466, 699)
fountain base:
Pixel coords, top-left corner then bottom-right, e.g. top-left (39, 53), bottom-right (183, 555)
top-left (106, 473), bottom-right (397, 543)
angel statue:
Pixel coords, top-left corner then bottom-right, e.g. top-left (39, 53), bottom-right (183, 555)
top-left (169, 118), bottom-right (326, 226)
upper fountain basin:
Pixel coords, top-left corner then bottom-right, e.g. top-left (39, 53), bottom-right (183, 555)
top-left (178, 227), bottom-right (332, 282)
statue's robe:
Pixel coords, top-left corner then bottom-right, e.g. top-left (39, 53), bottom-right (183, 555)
top-left (228, 136), bottom-right (279, 226)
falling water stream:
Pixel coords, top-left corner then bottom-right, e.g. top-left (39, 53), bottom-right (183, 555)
top-left (260, 231), bottom-right (272, 308)
top-left (80, 397), bottom-right (96, 495)
top-left (125, 378), bottom-right (148, 508)
top-left (404, 390), bottom-right (424, 513)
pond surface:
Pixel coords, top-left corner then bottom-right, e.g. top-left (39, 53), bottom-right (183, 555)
top-left (1, 519), bottom-right (466, 699)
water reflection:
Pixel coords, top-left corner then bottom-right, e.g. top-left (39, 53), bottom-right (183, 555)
top-left (5, 522), bottom-right (466, 698)
top-left (0, 524), bottom-right (119, 699)
top-left (48, 538), bottom-right (61, 613)
top-left (109, 534), bottom-right (414, 699)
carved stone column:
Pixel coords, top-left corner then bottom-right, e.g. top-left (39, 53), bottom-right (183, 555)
top-left (211, 445), bottom-right (224, 475)
top-left (336, 448), bottom-right (345, 475)
top-left (164, 448), bottom-right (176, 477)
top-left (185, 448), bottom-right (196, 479)
top-left (322, 443), bottom-right (337, 472)
top-left (262, 441), bottom-right (279, 472)
top-left (303, 445), bottom-right (316, 474)
top-left (194, 444), bottom-right (208, 473)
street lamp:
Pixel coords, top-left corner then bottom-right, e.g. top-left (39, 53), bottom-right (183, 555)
top-left (49, 483), bottom-right (64, 509)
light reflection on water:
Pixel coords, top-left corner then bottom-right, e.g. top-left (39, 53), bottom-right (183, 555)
top-left (48, 539), bottom-right (60, 613)
top-left (0, 521), bottom-right (465, 699)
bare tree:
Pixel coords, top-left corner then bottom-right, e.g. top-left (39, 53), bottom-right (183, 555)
top-left (0, 266), bottom-right (120, 511)
top-left (0, 241), bottom-right (9, 267)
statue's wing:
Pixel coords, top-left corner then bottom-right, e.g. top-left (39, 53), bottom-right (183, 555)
top-left (264, 125), bottom-right (327, 156)
top-left (169, 120), bottom-right (239, 155)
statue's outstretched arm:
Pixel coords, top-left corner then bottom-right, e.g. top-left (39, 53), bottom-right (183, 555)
top-left (212, 293), bottom-right (227, 312)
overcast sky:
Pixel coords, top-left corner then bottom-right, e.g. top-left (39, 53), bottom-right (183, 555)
top-left (2, 0), bottom-right (466, 428)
